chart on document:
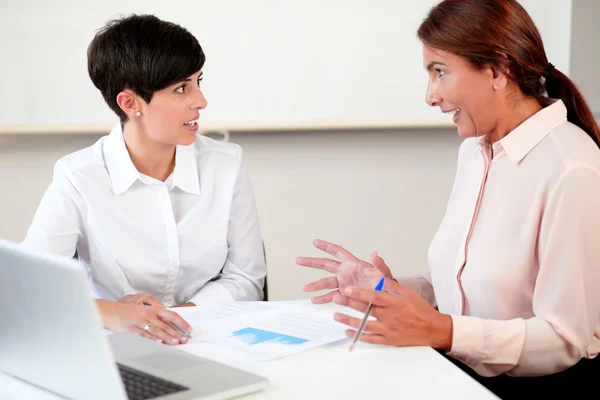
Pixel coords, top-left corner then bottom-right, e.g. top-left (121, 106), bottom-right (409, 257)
top-left (232, 327), bottom-right (308, 345)
top-left (175, 302), bottom-right (348, 361)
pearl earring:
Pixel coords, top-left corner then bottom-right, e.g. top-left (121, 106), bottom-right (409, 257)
top-left (135, 111), bottom-right (141, 117)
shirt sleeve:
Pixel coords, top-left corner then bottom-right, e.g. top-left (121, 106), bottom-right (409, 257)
top-left (396, 272), bottom-right (437, 309)
top-left (447, 166), bottom-right (600, 377)
top-left (21, 159), bottom-right (82, 257)
top-left (189, 161), bottom-right (266, 304)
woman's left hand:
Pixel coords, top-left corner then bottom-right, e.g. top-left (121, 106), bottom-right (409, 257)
top-left (333, 279), bottom-right (453, 350)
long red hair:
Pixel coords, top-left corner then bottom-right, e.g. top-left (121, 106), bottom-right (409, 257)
top-left (418, 0), bottom-right (600, 147)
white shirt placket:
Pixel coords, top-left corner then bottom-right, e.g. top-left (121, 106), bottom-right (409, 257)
top-left (160, 181), bottom-right (180, 307)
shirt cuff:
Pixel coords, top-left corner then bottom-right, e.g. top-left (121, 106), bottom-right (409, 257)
top-left (447, 314), bottom-right (526, 374)
top-left (447, 315), bottom-right (487, 365)
top-left (189, 281), bottom-right (235, 306)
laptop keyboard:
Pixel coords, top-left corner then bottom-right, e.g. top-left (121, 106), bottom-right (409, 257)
top-left (117, 363), bottom-right (190, 400)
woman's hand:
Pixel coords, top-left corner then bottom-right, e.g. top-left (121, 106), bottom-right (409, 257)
top-left (97, 300), bottom-right (192, 345)
top-left (172, 302), bottom-right (196, 308)
top-left (119, 293), bottom-right (164, 307)
top-left (296, 239), bottom-right (394, 304)
top-left (332, 279), bottom-right (453, 350)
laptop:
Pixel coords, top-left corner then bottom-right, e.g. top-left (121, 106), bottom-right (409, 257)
top-left (0, 238), bottom-right (269, 400)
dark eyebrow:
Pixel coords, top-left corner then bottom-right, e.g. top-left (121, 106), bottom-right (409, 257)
top-left (425, 61), bottom-right (447, 71)
top-left (175, 73), bottom-right (203, 85)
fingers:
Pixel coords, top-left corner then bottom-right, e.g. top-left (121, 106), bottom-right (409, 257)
top-left (342, 286), bottom-right (394, 307)
top-left (141, 295), bottom-right (164, 307)
top-left (370, 251), bottom-right (382, 264)
top-left (333, 312), bottom-right (386, 335)
top-left (106, 302), bottom-right (189, 345)
top-left (370, 251), bottom-right (383, 271)
top-left (344, 330), bottom-right (388, 345)
top-left (333, 294), bottom-right (374, 316)
top-left (333, 293), bottom-right (350, 306)
top-left (356, 258), bottom-right (374, 269)
top-left (310, 290), bottom-right (338, 304)
top-left (120, 294), bottom-right (136, 304)
top-left (312, 239), bottom-right (356, 262)
top-left (370, 251), bottom-right (392, 279)
top-left (126, 294), bottom-right (148, 305)
top-left (143, 319), bottom-right (188, 345)
top-left (340, 258), bottom-right (373, 274)
top-left (303, 276), bottom-right (339, 292)
top-left (382, 278), bottom-right (408, 295)
top-left (120, 293), bottom-right (163, 307)
top-left (156, 309), bottom-right (193, 335)
top-left (295, 257), bottom-right (340, 274)
top-left (138, 308), bottom-right (191, 345)
top-left (132, 326), bottom-right (164, 343)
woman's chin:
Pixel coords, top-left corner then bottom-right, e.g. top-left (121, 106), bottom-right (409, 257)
top-left (457, 125), bottom-right (478, 139)
top-left (178, 131), bottom-right (198, 146)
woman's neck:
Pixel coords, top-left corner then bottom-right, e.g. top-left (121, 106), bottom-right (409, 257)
top-left (487, 96), bottom-right (543, 145)
top-left (122, 122), bottom-right (175, 182)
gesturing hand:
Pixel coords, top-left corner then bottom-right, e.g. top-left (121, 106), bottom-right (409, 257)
top-left (332, 280), bottom-right (452, 350)
top-left (296, 239), bottom-right (394, 304)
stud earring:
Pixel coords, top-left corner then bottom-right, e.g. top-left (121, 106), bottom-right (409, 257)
top-left (135, 111), bottom-right (141, 117)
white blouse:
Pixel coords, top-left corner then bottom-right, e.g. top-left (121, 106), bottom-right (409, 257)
top-left (23, 123), bottom-right (266, 307)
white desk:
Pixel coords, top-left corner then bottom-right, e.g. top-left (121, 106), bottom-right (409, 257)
top-left (0, 302), bottom-right (498, 399)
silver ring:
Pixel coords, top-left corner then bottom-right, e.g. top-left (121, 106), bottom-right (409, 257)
top-left (144, 323), bottom-right (151, 332)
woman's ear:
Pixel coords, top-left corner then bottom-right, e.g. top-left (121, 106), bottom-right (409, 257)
top-left (488, 53), bottom-right (510, 92)
top-left (116, 89), bottom-right (141, 119)
top-left (491, 65), bottom-right (509, 92)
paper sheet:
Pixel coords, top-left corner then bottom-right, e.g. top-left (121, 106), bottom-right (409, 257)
top-left (171, 301), bottom-right (280, 325)
top-left (171, 302), bottom-right (348, 362)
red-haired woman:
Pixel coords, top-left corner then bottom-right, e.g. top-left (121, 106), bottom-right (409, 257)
top-left (297, 0), bottom-right (600, 396)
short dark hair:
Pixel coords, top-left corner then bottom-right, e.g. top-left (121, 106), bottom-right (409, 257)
top-left (87, 14), bottom-right (206, 123)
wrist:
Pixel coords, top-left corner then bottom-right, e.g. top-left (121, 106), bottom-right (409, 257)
top-left (96, 299), bottom-right (119, 329)
top-left (431, 313), bottom-right (453, 351)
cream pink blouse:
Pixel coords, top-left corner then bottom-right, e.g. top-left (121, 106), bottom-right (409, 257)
top-left (400, 100), bottom-right (600, 377)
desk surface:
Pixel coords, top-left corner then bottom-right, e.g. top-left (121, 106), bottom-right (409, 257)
top-left (0, 301), bottom-right (498, 400)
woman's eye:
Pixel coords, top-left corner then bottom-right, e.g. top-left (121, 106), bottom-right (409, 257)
top-left (176, 84), bottom-right (186, 94)
top-left (435, 69), bottom-right (445, 78)
top-left (198, 77), bottom-right (203, 87)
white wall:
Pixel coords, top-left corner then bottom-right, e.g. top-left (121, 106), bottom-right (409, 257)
top-left (2, 0), bottom-right (596, 301)
top-left (0, 129), bottom-right (461, 300)
top-left (0, 0), bottom-right (572, 129)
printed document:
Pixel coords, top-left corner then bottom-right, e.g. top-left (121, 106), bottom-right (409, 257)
top-left (172, 302), bottom-right (348, 361)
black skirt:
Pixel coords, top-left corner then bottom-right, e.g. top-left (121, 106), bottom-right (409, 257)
top-left (436, 350), bottom-right (599, 399)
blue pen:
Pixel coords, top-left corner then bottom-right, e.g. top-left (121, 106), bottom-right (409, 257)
top-left (349, 277), bottom-right (385, 352)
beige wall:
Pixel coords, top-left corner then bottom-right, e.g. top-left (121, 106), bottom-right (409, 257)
top-left (0, 129), bottom-right (461, 300)
top-left (570, 0), bottom-right (600, 115)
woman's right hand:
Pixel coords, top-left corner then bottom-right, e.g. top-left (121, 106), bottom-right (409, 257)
top-left (97, 300), bottom-right (192, 345)
top-left (296, 239), bottom-right (394, 304)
